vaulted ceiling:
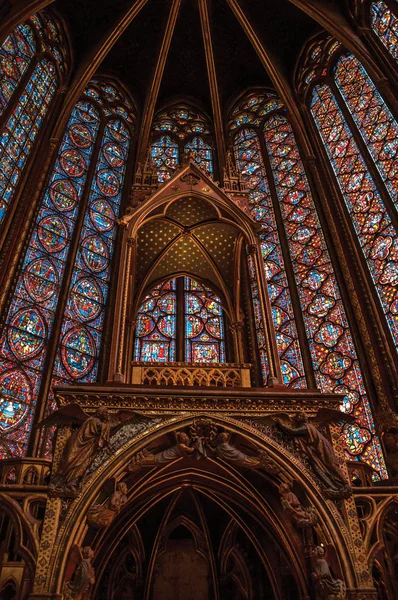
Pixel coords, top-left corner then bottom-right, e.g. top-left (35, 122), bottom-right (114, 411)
top-left (53, 0), bottom-right (347, 121)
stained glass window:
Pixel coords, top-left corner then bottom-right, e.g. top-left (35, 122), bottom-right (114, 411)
top-left (334, 53), bottom-right (398, 212)
top-left (134, 279), bottom-right (177, 362)
top-left (0, 23), bottom-right (35, 114)
top-left (150, 104), bottom-right (213, 183)
top-left (151, 135), bottom-right (179, 183)
top-left (184, 278), bottom-right (225, 363)
top-left (234, 127), bottom-right (306, 388)
top-left (0, 12), bottom-right (66, 227)
top-left (0, 101), bottom-right (100, 457)
top-left (371, 1), bottom-right (398, 60)
top-left (184, 137), bottom-right (213, 175)
top-left (52, 119), bottom-right (130, 383)
top-left (310, 84), bottom-right (398, 350)
top-left (133, 277), bottom-right (226, 363)
top-left (0, 79), bottom-right (135, 458)
top-left (0, 59), bottom-right (57, 224)
top-left (263, 113), bottom-right (386, 475)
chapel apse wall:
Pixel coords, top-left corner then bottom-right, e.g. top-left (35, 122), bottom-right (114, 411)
top-left (0, 1), bottom-right (398, 599)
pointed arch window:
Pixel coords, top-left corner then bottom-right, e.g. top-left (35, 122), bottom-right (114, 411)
top-left (0, 80), bottom-right (134, 458)
top-left (150, 105), bottom-right (213, 182)
top-left (231, 92), bottom-right (386, 477)
top-left (234, 126), bottom-right (305, 388)
top-left (0, 12), bottom-right (67, 227)
top-left (300, 40), bottom-right (398, 352)
top-left (133, 277), bottom-right (226, 364)
top-left (184, 137), bottom-right (213, 175)
top-left (151, 135), bottom-right (179, 182)
top-left (370, 2), bottom-right (398, 61)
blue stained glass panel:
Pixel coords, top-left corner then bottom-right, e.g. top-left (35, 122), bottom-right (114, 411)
top-left (0, 101), bottom-right (100, 457)
top-left (0, 59), bottom-right (57, 224)
top-left (0, 23), bottom-right (35, 115)
top-left (53, 119), bottom-right (130, 382)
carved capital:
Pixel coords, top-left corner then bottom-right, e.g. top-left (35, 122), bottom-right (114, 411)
top-left (247, 244), bottom-right (257, 256)
top-left (126, 237), bottom-right (136, 247)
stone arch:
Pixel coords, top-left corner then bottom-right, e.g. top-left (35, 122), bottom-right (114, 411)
top-left (44, 414), bottom-right (360, 596)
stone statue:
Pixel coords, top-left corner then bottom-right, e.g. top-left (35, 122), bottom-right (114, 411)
top-left (63, 545), bottom-right (95, 600)
top-left (278, 481), bottom-right (318, 528)
top-left (38, 404), bottom-right (154, 497)
top-left (128, 431), bottom-right (196, 472)
top-left (260, 409), bottom-right (353, 499)
top-left (207, 431), bottom-right (280, 474)
top-left (311, 546), bottom-right (346, 600)
top-left (87, 481), bottom-right (128, 528)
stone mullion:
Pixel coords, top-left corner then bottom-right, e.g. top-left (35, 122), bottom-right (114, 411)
top-left (248, 243), bottom-right (283, 385)
top-left (28, 120), bottom-right (106, 457)
top-left (97, 121), bottom-right (137, 383)
top-left (258, 125), bottom-right (316, 388)
top-left (330, 76), bottom-right (398, 230)
top-left (176, 277), bottom-right (185, 362)
top-left (299, 100), bottom-right (397, 414)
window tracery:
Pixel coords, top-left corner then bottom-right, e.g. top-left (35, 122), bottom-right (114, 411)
top-left (0, 11), bottom-right (67, 227)
top-left (133, 277), bottom-right (226, 364)
top-left (0, 80), bottom-right (134, 458)
top-left (234, 126), bottom-right (306, 388)
top-left (231, 91), bottom-right (386, 476)
top-left (150, 105), bottom-right (213, 182)
top-left (370, 1), bottom-right (398, 60)
top-left (298, 36), bottom-right (398, 353)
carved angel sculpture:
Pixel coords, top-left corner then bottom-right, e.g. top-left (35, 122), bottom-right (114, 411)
top-left (278, 481), bottom-right (318, 528)
top-left (259, 409), bottom-right (353, 499)
top-left (207, 432), bottom-right (280, 474)
top-left (87, 481), bottom-right (128, 529)
top-left (128, 431), bottom-right (196, 472)
top-left (311, 546), bottom-right (346, 600)
top-left (63, 545), bottom-right (95, 600)
top-left (38, 404), bottom-right (153, 496)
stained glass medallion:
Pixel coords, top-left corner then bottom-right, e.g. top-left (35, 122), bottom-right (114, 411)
top-left (53, 118), bottom-right (131, 383)
top-left (0, 100), bottom-right (100, 456)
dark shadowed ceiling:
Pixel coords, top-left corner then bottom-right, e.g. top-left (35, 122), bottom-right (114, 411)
top-left (55, 0), bottom-right (324, 118)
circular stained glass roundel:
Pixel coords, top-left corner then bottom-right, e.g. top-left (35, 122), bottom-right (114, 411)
top-left (61, 327), bottom-right (96, 378)
top-left (90, 199), bottom-right (115, 232)
top-left (60, 148), bottom-right (86, 178)
top-left (38, 215), bottom-right (69, 253)
top-left (97, 169), bottom-right (119, 197)
top-left (81, 235), bottom-right (109, 272)
top-left (68, 123), bottom-right (93, 148)
top-left (24, 257), bottom-right (58, 302)
top-left (8, 308), bottom-right (46, 360)
top-left (49, 179), bottom-right (78, 212)
top-left (0, 370), bottom-right (31, 431)
top-left (71, 278), bottom-right (103, 321)
top-left (103, 142), bottom-right (124, 167)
